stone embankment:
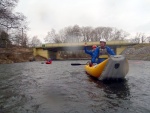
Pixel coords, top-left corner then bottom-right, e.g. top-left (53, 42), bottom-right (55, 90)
top-left (122, 44), bottom-right (150, 61)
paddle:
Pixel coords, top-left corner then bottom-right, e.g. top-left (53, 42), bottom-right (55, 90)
top-left (71, 63), bottom-right (87, 66)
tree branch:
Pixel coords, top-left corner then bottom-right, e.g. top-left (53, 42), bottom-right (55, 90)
top-left (0, 23), bottom-right (18, 29)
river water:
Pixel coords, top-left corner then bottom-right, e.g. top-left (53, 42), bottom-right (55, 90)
top-left (0, 60), bottom-right (150, 113)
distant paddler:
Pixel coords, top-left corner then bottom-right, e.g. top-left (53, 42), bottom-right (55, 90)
top-left (46, 58), bottom-right (52, 64)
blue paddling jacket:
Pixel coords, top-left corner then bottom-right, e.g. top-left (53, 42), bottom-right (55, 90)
top-left (91, 46), bottom-right (115, 64)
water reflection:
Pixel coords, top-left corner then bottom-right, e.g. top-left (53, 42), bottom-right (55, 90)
top-left (87, 76), bottom-right (130, 100)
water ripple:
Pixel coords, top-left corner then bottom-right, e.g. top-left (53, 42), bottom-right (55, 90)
top-left (0, 60), bottom-right (150, 113)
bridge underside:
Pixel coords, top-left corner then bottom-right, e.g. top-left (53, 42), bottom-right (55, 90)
top-left (44, 45), bottom-right (119, 51)
top-left (34, 45), bottom-right (126, 60)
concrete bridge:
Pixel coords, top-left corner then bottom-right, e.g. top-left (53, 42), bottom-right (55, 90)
top-left (33, 41), bottom-right (138, 60)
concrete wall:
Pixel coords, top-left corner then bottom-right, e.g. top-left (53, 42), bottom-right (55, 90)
top-left (116, 46), bottom-right (127, 55)
top-left (33, 48), bottom-right (49, 59)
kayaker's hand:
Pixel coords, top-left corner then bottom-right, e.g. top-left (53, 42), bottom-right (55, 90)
top-left (89, 62), bottom-right (93, 67)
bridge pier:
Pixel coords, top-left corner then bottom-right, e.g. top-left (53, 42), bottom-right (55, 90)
top-left (116, 46), bottom-right (127, 55)
top-left (48, 51), bottom-right (62, 60)
top-left (33, 48), bottom-right (49, 59)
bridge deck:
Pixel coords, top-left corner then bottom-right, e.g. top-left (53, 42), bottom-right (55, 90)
top-left (38, 41), bottom-right (137, 49)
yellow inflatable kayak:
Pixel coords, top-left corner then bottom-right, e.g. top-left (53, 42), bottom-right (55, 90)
top-left (85, 59), bottom-right (108, 78)
top-left (85, 55), bottom-right (129, 80)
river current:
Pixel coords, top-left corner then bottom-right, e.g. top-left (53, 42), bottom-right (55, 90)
top-left (0, 60), bottom-right (150, 113)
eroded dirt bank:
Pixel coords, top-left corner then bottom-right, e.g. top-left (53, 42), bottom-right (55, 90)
top-left (0, 47), bottom-right (46, 64)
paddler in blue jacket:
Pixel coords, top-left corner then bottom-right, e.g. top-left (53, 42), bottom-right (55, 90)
top-left (91, 39), bottom-right (115, 65)
top-left (84, 43), bottom-right (98, 66)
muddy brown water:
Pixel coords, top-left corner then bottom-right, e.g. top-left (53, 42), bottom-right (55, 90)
top-left (0, 60), bottom-right (150, 113)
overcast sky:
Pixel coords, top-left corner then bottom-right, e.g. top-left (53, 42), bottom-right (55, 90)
top-left (15, 0), bottom-right (150, 42)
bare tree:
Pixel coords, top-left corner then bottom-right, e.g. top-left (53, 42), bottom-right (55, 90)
top-left (90, 29), bottom-right (97, 42)
top-left (53, 34), bottom-right (62, 43)
top-left (10, 28), bottom-right (29, 47)
top-left (0, 30), bottom-right (11, 47)
top-left (90, 27), bottom-right (114, 41)
top-left (21, 33), bottom-right (28, 47)
top-left (81, 26), bottom-right (93, 42)
top-left (30, 36), bottom-right (42, 47)
top-left (45, 29), bottom-right (66, 43)
top-left (63, 25), bottom-right (82, 43)
top-left (141, 35), bottom-right (146, 43)
top-left (0, 0), bottom-right (21, 30)
top-left (72, 25), bottom-right (82, 42)
top-left (63, 26), bottom-right (74, 43)
top-left (58, 29), bottom-right (66, 43)
top-left (110, 28), bottom-right (129, 41)
top-left (103, 27), bottom-right (113, 41)
top-left (147, 36), bottom-right (150, 43)
top-left (47, 25), bottom-right (130, 43)
top-left (0, 0), bottom-right (28, 47)
top-left (134, 33), bottom-right (147, 43)
top-left (12, 34), bottom-right (22, 46)
top-left (93, 27), bottom-right (104, 41)
top-left (130, 38), bottom-right (140, 43)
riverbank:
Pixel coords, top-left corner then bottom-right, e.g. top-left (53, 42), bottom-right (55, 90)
top-left (0, 44), bottom-right (149, 64)
top-left (122, 44), bottom-right (150, 61)
top-left (0, 47), bottom-right (46, 64)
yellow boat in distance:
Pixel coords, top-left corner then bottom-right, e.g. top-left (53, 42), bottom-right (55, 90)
top-left (85, 55), bottom-right (129, 80)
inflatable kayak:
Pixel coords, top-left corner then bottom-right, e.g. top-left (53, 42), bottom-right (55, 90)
top-left (85, 55), bottom-right (129, 80)
top-left (46, 61), bottom-right (52, 64)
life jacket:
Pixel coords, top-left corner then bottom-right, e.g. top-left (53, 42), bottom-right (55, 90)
top-left (99, 47), bottom-right (109, 59)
